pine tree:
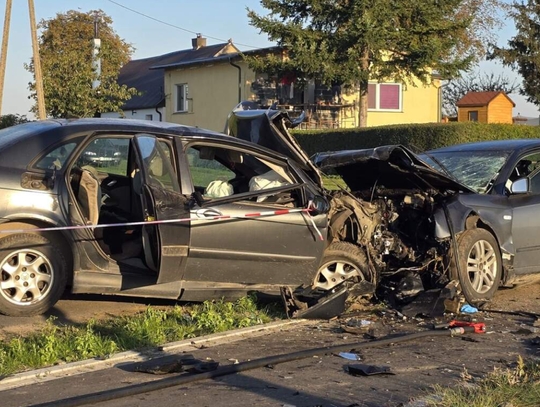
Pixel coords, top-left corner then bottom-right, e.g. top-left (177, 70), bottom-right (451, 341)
top-left (247, 0), bottom-right (477, 127)
top-left (490, 0), bottom-right (540, 108)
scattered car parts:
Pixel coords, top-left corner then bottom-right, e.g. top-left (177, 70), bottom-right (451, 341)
top-left (30, 324), bottom-right (484, 407)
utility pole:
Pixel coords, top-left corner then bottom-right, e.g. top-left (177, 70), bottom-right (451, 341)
top-left (28, 0), bottom-right (45, 120)
top-left (0, 0), bottom-right (12, 117)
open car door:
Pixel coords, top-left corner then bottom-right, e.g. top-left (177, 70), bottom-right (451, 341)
top-left (133, 134), bottom-right (190, 284)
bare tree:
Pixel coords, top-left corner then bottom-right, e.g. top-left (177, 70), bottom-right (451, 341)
top-left (442, 72), bottom-right (520, 117)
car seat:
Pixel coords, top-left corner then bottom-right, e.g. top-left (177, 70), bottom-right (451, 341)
top-left (78, 166), bottom-right (102, 225)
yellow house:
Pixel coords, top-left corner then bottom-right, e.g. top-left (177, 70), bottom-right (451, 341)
top-left (456, 91), bottom-right (515, 124)
top-left (109, 36), bottom-right (442, 132)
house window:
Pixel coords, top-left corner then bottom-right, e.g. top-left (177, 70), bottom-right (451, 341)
top-left (175, 84), bottom-right (189, 113)
top-left (145, 114), bottom-right (153, 121)
top-left (367, 83), bottom-right (402, 111)
top-left (468, 111), bottom-right (479, 122)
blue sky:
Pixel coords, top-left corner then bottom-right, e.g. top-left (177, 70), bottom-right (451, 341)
top-left (0, 0), bottom-right (538, 118)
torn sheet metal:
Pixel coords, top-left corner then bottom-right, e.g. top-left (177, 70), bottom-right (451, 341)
top-left (281, 285), bottom-right (348, 320)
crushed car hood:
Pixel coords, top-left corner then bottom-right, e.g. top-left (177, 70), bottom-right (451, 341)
top-left (313, 145), bottom-right (475, 193)
top-left (227, 108), bottom-right (323, 186)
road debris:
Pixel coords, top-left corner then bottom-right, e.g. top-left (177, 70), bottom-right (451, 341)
top-left (134, 355), bottom-right (219, 375)
top-left (460, 304), bottom-right (479, 314)
top-left (337, 352), bottom-right (361, 361)
top-left (344, 364), bottom-right (394, 376)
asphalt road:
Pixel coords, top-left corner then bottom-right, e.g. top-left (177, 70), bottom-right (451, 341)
top-left (1, 282), bottom-right (539, 407)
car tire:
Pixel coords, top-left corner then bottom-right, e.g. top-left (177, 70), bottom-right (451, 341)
top-left (452, 228), bottom-right (502, 304)
top-left (314, 242), bottom-right (369, 291)
top-left (0, 233), bottom-right (67, 316)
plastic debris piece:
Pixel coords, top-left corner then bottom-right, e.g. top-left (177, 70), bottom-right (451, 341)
top-left (347, 319), bottom-right (373, 327)
top-left (344, 364), bottom-right (394, 376)
top-left (184, 360), bottom-right (219, 373)
top-left (338, 352), bottom-right (361, 361)
top-left (135, 361), bottom-right (185, 375)
top-left (134, 355), bottom-right (195, 375)
top-left (460, 304), bottom-right (478, 314)
top-left (401, 290), bottom-right (446, 318)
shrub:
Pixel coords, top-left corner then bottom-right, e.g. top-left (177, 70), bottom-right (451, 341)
top-left (292, 122), bottom-right (540, 156)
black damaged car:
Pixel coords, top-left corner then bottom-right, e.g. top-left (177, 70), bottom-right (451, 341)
top-left (314, 139), bottom-right (540, 307)
top-left (0, 108), bottom-right (539, 316)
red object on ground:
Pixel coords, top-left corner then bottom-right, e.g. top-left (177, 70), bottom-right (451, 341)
top-left (449, 320), bottom-right (486, 334)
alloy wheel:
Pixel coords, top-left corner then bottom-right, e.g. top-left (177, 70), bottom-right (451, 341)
top-left (314, 260), bottom-right (363, 290)
top-left (466, 239), bottom-right (498, 294)
top-left (0, 250), bottom-right (54, 305)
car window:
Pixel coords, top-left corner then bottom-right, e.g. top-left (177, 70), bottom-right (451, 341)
top-left (186, 145), bottom-right (296, 203)
top-left (137, 136), bottom-right (180, 193)
top-left (530, 171), bottom-right (540, 194)
top-left (35, 142), bottom-right (77, 170)
top-left (421, 150), bottom-right (510, 193)
top-left (76, 138), bottom-right (129, 176)
top-left (506, 152), bottom-right (540, 194)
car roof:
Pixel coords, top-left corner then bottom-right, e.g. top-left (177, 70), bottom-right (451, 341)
top-left (50, 118), bottom-right (225, 136)
top-left (428, 139), bottom-right (540, 153)
top-left (0, 118), bottom-right (291, 170)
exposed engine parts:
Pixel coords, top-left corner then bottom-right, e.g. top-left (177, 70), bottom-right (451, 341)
top-left (328, 189), bottom-right (450, 287)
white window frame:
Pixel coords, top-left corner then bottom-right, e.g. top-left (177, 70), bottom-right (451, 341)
top-left (175, 83), bottom-right (189, 113)
top-left (367, 82), bottom-right (403, 112)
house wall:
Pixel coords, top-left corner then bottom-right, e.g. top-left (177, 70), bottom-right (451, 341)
top-left (458, 106), bottom-right (488, 122)
top-left (101, 108), bottom-right (164, 121)
top-left (164, 60), bottom-right (256, 132)
top-left (339, 76), bottom-right (441, 128)
top-left (367, 78), bottom-right (441, 127)
top-left (487, 94), bottom-right (514, 124)
top-left (164, 61), bottom-right (441, 131)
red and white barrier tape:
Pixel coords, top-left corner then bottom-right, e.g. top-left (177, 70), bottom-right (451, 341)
top-left (0, 207), bottom-right (325, 241)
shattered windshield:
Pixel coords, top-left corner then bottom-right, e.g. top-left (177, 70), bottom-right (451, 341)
top-left (420, 150), bottom-right (510, 193)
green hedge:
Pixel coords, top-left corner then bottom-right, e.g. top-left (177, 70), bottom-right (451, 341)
top-left (292, 122), bottom-right (540, 156)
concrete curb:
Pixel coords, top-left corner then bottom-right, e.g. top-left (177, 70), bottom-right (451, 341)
top-left (0, 319), bottom-right (307, 392)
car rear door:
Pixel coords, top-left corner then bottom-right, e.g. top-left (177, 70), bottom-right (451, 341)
top-left (181, 142), bottom-right (327, 287)
top-left (133, 134), bottom-right (190, 284)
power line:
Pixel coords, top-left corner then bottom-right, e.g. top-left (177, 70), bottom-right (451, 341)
top-left (106, 0), bottom-right (260, 49)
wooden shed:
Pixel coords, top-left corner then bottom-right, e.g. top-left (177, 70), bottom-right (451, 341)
top-left (456, 91), bottom-right (515, 124)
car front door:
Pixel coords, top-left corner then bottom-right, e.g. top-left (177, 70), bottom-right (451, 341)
top-left (507, 152), bottom-right (540, 274)
top-left (133, 134), bottom-right (190, 284)
top-left (182, 143), bottom-right (327, 288)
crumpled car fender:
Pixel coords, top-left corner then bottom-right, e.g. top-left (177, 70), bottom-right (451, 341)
top-left (433, 194), bottom-right (514, 259)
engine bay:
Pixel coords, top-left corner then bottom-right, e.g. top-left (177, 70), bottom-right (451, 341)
top-left (328, 188), bottom-right (451, 288)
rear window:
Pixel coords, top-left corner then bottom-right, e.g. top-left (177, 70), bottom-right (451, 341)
top-left (35, 142), bottom-right (78, 170)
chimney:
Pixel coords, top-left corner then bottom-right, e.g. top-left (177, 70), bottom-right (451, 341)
top-left (192, 34), bottom-right (206, 50)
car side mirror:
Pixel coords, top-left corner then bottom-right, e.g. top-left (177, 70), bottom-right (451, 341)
top-left (309, 196), bottom-right (330, 215)
top-left (511, 178), bottom-right (529, 194)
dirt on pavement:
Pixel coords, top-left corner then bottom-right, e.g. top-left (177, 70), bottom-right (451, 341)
top-left (0, 293), bottom-right (178, 338)
top-left (1, 281), bottom-right (539, 407)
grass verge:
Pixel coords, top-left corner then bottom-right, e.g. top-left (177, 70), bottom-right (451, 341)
top-left (0, 296), bottom-right (282, 377)
top-left (429, 357), bottom-right (540, 407)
